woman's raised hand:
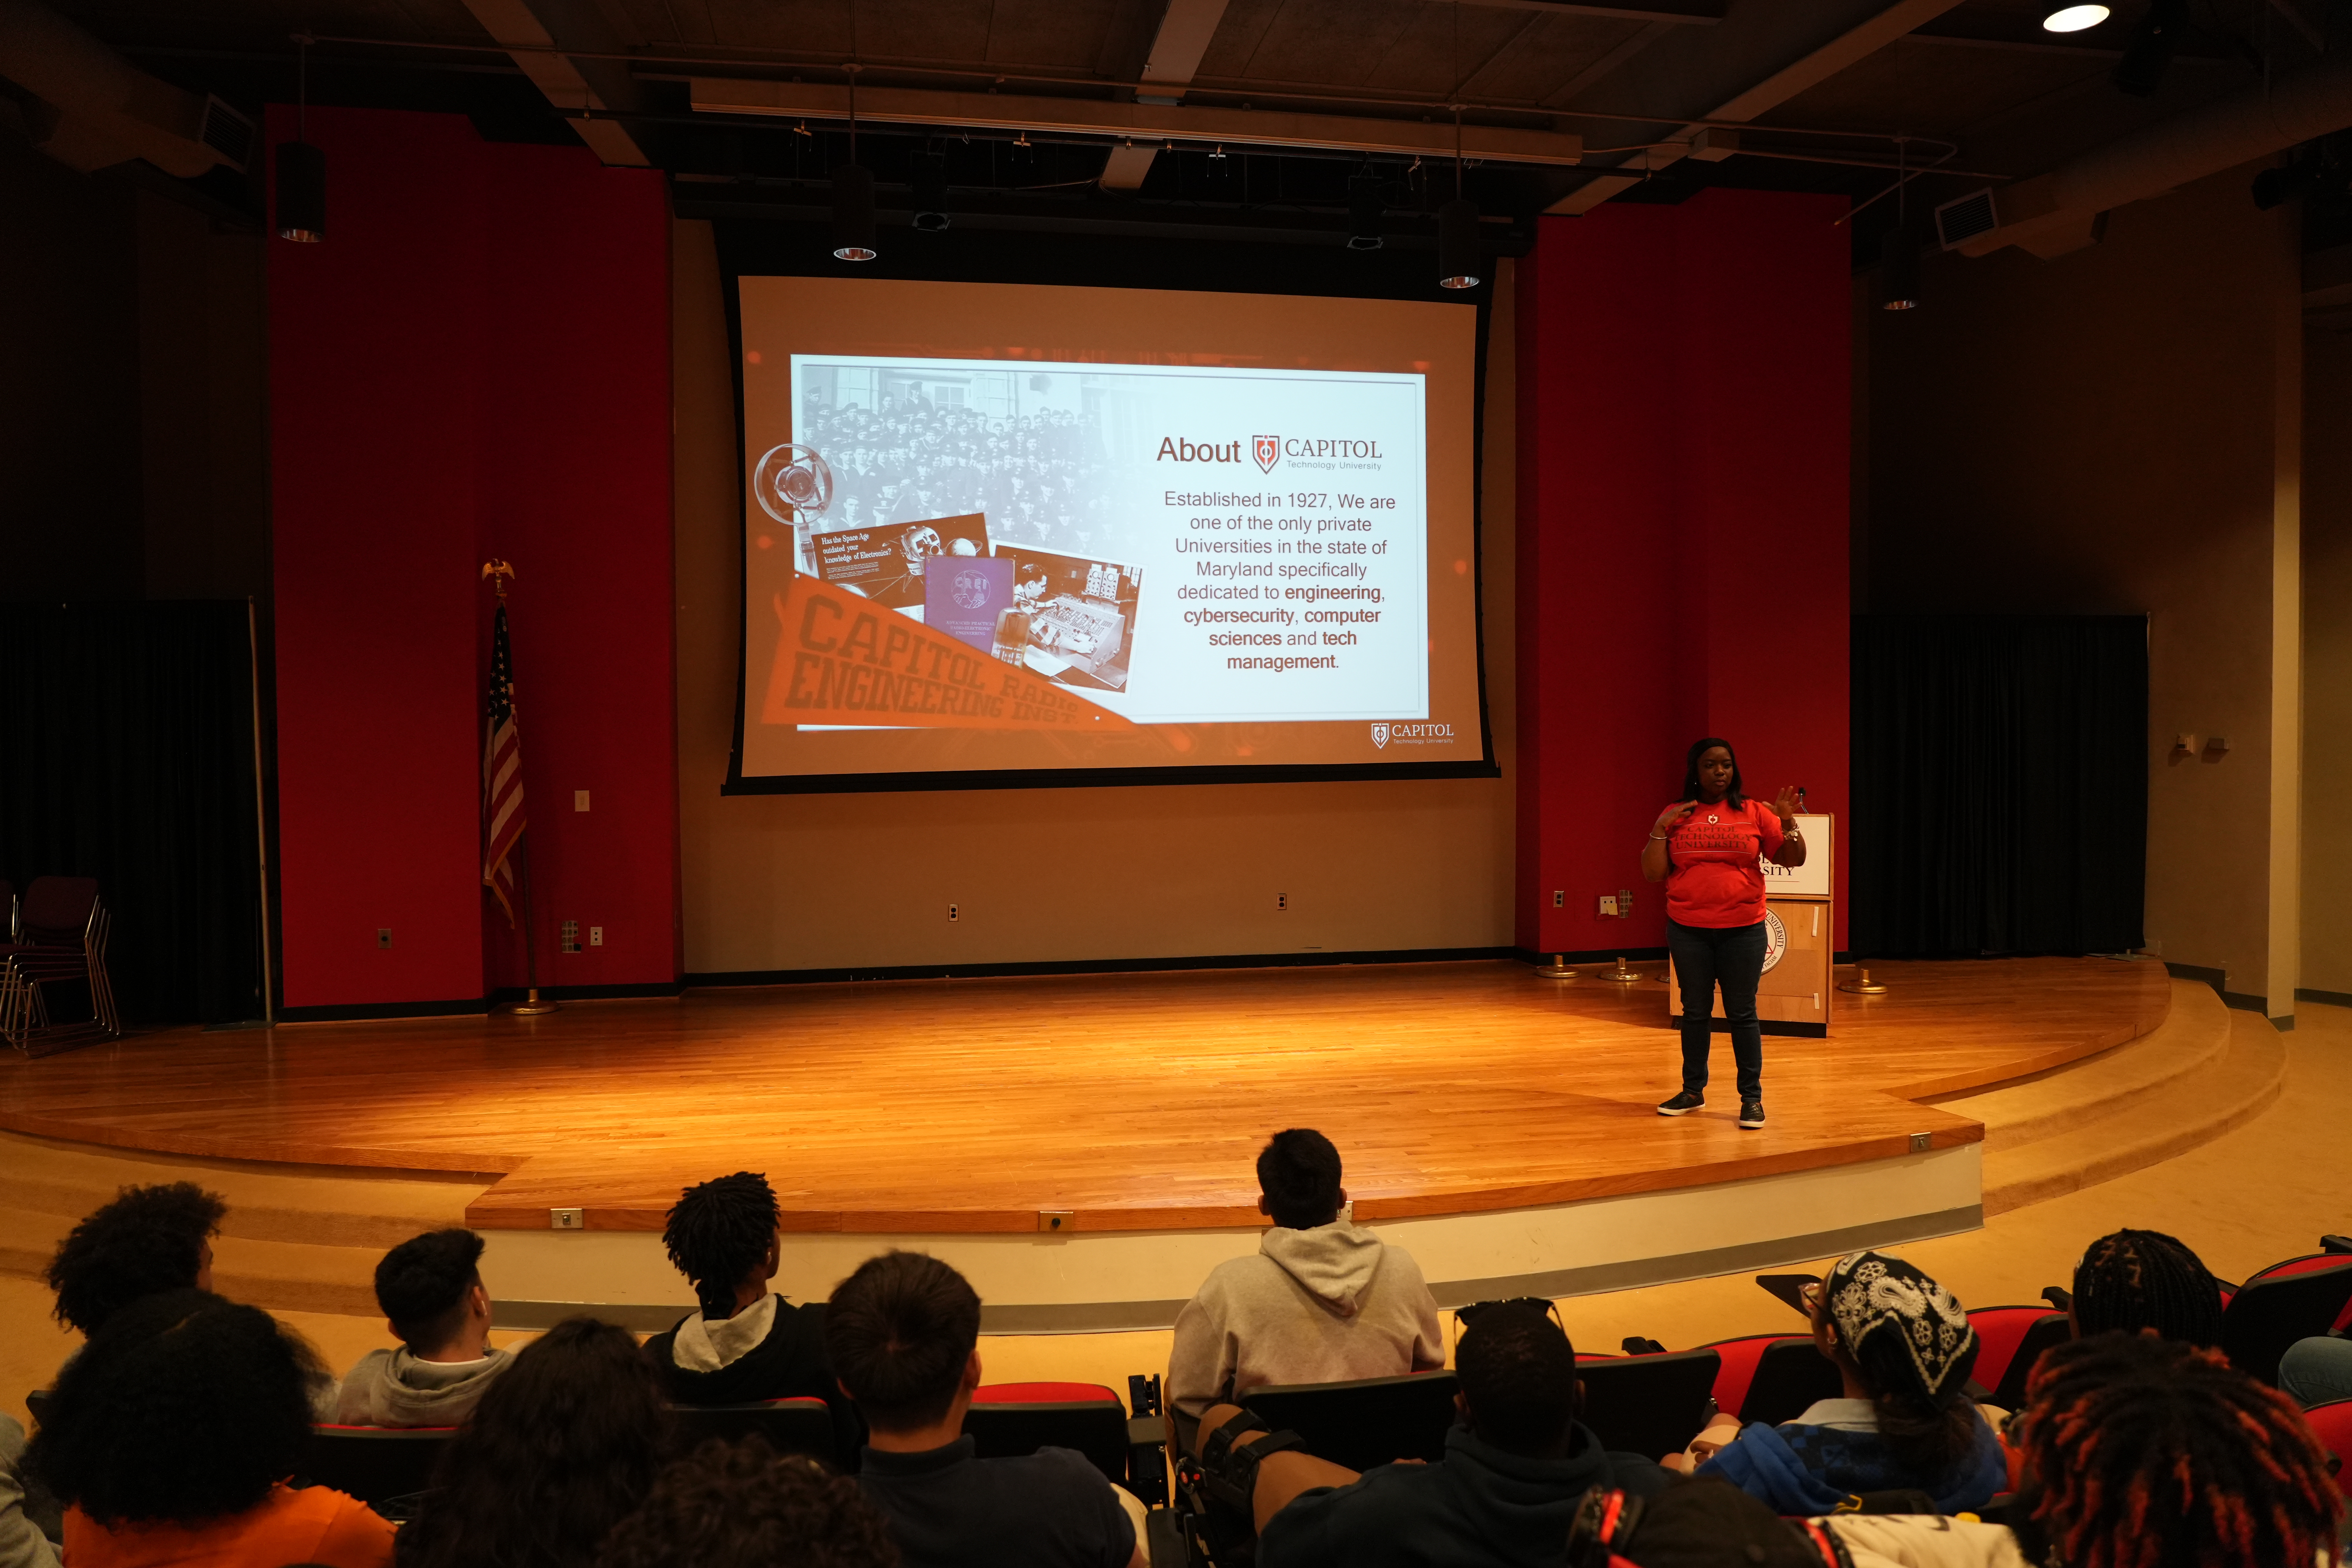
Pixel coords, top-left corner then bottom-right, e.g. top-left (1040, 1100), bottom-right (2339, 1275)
top-left (1654, 801), bottom-right (1697, 835)
top-left (1771, 785), bottom-right (1801, 825)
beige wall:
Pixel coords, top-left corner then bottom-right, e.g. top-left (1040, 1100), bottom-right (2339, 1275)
top-left (1865, 165), bottom-right (2303, 1012)
top-left (2304, 320), bottom-right (2352, 997)
top-left (671, 220), bottom-right (1518, 975)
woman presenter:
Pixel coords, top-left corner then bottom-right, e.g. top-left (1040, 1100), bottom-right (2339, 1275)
top-left (1641, 737), bottom-right (1806, 1129)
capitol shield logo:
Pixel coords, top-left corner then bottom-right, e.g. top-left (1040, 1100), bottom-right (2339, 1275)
top-left (1253, 435), bottom-right (1279, 474)
top-left (1370, 723), bottom-right (1389, 749)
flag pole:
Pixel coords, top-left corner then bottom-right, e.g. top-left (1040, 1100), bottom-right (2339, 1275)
top-left (509, 832), bottom-right (555, 1016)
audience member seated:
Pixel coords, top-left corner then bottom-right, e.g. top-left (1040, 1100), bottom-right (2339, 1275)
top-left (642, 1172), bottom-right (845, 1429)
top-left (2067, 1227), bottom-right (2222, 1345)
top-left (1167, 1128), bottom-right (1443, 1428)
top-left (2280, 1333), bottom-right (2352, 1409)
top-left (595, 1436), bottom-right (899, 1568)
top-left (2002, 1330), bottom-right (2341, 1568)
top-left (44, 1181), bottom-right (225, 1338)
top-left (26, 1289), bottom-right (392, 1568)
top-left (1192, 1300), bottom-right (1668, 1567)
top-left (0, 1415), bottom-right (58, 1568)
top-left (826, 1250), bottom-right (1144, 1568)
top-left (1668, 1251), bottom-right (2005, 1515)
top-left (396, 1317), bottom-right (669, 1568)
top-left (334, 1228), bottom-right (511, 1428)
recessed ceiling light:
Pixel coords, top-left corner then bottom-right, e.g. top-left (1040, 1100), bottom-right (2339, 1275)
top-left (2043, 4), bottom-right (2111, 32)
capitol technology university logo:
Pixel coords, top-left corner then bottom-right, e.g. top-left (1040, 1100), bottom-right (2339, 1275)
top-left (1253, 434), bottom-right (1280, 474)
top-left (1370, 723), bottom-right (1389, 748)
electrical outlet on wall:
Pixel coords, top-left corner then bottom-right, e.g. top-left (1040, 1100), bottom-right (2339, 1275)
top-left (376, 928), bottom-right (392, 949)
top-left (1597, 894), bottom-right (1618, 918)
top-left (1277, 892), bottom-right (1288, 910)
top-left (948, 903), bottom-right (959, 922)
top-left (1552, 890), bottom-right (1564, 908)
top-left (589, 926), bottom-right (603, 947)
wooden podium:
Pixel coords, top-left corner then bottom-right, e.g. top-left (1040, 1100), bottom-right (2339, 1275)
top-left (1668, 813), bottom-right (1833, 1039)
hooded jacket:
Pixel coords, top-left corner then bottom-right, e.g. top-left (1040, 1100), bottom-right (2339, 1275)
top-left (1167, 1220), bottom-right (1444, 1417)
top-left (1258, 1424), bottom-right (1669, 1568)
top-left (330, 1347), bottom-right (512, 1429)
top-left (1697, 1399), bottom-right (2008, 1517)
top-left (641, 1294), bottom-right (861, 1456)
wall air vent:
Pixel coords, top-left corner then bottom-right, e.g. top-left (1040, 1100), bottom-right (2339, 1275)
top-left (1933, 188), bottom-right (1999, 251)
top-left (199, 95), bottom-right (255, 171)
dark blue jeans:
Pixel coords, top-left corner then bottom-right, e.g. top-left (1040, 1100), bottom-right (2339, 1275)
top-left (1667, 917), bottom-right (1766, 1100)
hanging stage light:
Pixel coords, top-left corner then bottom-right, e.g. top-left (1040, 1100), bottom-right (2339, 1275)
top-left (2112, 0), bottom-right (2186, 97)
top-left (912, 151), bottom-right (951, 232)
top-left (275, 33), bottom-right (324, 243)
top-left (1881, 228), bottom-right (1920, 311)
top-left (831, 65), bottom-right (877, 261)
top-left (1347, 170), bottom-right (1384, 250)
top-left (1437, 198), bottom-right (1480, 289)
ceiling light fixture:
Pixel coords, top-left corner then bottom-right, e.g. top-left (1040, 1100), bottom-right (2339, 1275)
top-left (275, 33), bottom-right (325, 242)
top-left (912, 149), bottom-right (950, 232)
top-left (1882, 138), bottom-right (1919, 310)
top-left (1436, 7), bottom-right (1478, 291)
top-left (832, 63), bottom-right (876, 261)
top-left (1347, 168), bottom-right (1385, 251)
top-left (2041, 5), bottom-right (2110, 31)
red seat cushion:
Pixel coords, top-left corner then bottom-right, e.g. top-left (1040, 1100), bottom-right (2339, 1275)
top-left (1699, 1334), bottom-right (1789, 1418)
top-left (970, 1382), bottom-right (1119, 1406)
top-left (1967, 1307), bottom-right (2057, 1394)
top-left (2301, 1398), bottom-right (2352, 1475)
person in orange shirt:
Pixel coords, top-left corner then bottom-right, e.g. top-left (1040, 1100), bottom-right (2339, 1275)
top-left (28, 1288), bottom-right (391, 1568)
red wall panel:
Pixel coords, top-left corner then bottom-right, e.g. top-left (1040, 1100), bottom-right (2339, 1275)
top-left (269, 109), bottom-right (675, 1010)
top-left (1516, 191), bottom-right (1850, 958)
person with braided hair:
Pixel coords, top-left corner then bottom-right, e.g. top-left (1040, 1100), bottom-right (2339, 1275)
top-left (2067, 1228), bottom-right (2223, 1346)
top-left (641, 1171), bottom-right (855, 1447)
top-left (1669, 1251), bottom-right (2005, 1515)
top-left (2006, 1330), bottom-right (2342, 1568)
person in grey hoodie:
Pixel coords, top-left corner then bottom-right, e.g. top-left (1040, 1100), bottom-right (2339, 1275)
top-left (1168, 1129), bottom-right (1443, 1434)
top-left (333, 1229), bottom-right (513, 1428)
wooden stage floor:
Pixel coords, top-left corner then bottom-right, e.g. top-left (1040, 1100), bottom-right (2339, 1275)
top-left (0, 958), bottom-right (2169, 1236)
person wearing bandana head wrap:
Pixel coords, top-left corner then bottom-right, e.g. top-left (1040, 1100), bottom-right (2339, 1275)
top-left (1673, 1251), bottom-right (2007, 1516)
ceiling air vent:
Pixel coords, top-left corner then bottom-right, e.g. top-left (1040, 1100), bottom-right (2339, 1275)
top-left (1933, 188), bottom-right (1999, 251)
top-left (199, 95), bottom-right (255, 172)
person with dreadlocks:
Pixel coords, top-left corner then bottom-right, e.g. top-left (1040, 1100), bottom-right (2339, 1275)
top-left (641, 1171), bottom-right (854, 1446)
top-left (2005, 1329), bottom-right (2342, 1568)
top-left (1668, 1251), bottom-right (2006, 1515)
top-left (2067, 1227), bottom-right (2223, 1345)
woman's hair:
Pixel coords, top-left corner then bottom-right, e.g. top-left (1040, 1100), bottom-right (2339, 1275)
top-left (1815, 1251), bottom-right (1983, 1479)
top-left (2010, 1331), bottom-right (2341, 1568)
top-left (45, 1181), bottom-right (226, 1336)
top-left (396, 1316), bottom-right (672, 1568)
top-left (595, 1437), bottom-right (897, 1568)
top-left (28, 1288), bottom-right (323, 1528)
top-left (2071, 1228), bottom-right (2223, 1346)
top-left (1679, 737), bottom-right (1745, 807)
top-left (662, 1171), bottom-right (781, 1319)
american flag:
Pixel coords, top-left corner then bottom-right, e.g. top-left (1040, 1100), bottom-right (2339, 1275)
top-left (482, 603), bottom-right (525, 924)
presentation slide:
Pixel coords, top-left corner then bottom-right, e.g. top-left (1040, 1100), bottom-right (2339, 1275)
top-left (731, 276), bottom-right (1486, 789)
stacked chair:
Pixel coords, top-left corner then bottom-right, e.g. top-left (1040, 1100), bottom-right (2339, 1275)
top-left (0, 876), bottom-right (120, 1054)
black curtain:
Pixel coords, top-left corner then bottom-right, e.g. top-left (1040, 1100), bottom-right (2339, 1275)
top-left (0, 601), bottom-right (264, 1025)
top-left (1851, 615), bottom-right (2146, 957)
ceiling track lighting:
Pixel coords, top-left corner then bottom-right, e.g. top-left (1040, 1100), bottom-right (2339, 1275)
top-left (275, 32), bottom-right (325, 242)
top-left (832, 63), bottom-right (876, 262)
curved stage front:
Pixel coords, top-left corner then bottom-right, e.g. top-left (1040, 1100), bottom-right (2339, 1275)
top-left (0, 958), bottom-right (2170, 1332)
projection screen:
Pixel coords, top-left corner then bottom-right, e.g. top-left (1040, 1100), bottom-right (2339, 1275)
top-left (727, 275), bottom-right (1489, 792)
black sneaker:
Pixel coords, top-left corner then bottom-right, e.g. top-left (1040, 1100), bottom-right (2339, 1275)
top-left (1656, 1090), bottom-right (1705, 1117)
top-left (1739, 1100), bottom-right (1766, 1129)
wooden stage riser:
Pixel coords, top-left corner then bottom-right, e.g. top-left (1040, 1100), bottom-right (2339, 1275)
top-left (480, 1145), bottom-right (1984, 1333)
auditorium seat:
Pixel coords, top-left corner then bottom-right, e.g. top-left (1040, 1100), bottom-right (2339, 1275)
top-left (2298, 1397), bottom-right (2352, 1478)
top-left (2221, 1255), bottom-right (2352, 1386)
top-left (1702, 1334), bottom-right (1845, 1427)
top-left (1575, 1348), bottom-right (1720, 1461)
top-left (965, 1382), bottom-right (1136, 1490)
top-left (1967, 1307), bottom-right (2072, 1410)
top-left (302, 1425), bottom-right (453, 1512)
top-left (1241, 1369), bottom-right (1459, 1472)
top-left (670, 1397), bottom-right (839, 1463)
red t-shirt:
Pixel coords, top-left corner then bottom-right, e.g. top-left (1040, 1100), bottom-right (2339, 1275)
top-left (1663, 798), bottom-right (1784, 928)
